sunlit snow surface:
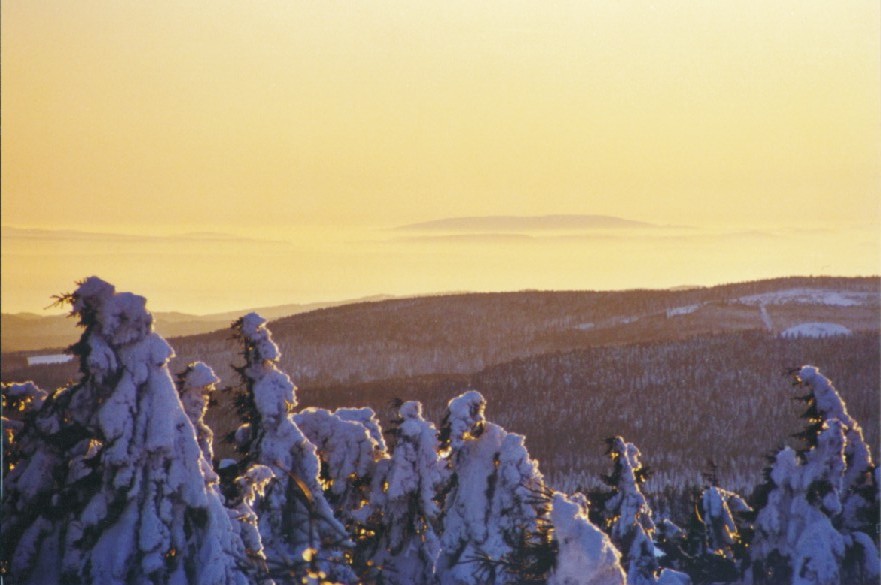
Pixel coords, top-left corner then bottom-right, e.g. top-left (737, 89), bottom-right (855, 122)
top-left (738, 288), bottom-right (877, 307)
top-left (26, 354), bottom-right (73, 366)
top-left (782, 323), bottom-right (853, 338)
top-left (665, 304), bottom-right (701, 318)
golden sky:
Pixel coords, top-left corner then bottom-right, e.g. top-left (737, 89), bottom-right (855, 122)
top-left (2, 2), bottom-right (879, 313)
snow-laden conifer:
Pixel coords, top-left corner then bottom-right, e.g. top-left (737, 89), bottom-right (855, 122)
top-left (594, 437), bottom-right (690, 585)
top-left (1, 381), bottom-right (47, 476)
top-left (177, 362), bottom-right (221, 466)
top-left (547, 492), bottom-right (627, 585)
top-left (229, 312), bottom-right (355, 583)
top-left (749, 365), bottom-right (880, 585)
top-left (750, 421), bottom-right (850, 585)
top-left (748, 447), bottom-right (801, 584)
top-left (436, 390), bottom-right (551, 585)
top-left (684, 483), bottom-right (750, 582)
top-left (701, 485), bottom-right (750, 559)
top-left (225, 464), bottom-right (276, 581)
top-left (595, 437), bottom-right (658, 585)
top-left (2, 277), bottom-right (253, 585)
top-left (370, 400), bottom-right (449, 585)
top-left (793, 366), bottom-right (876, 535)
top-left (294, 406), bottom-right (390, 579)
top-left (294, 406), bottom-right (388, 525)
top-left (177, 361), bottom-right (275, 582)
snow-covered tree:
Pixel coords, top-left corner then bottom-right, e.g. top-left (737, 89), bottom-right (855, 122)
top-left (367, 400), bottom-right (449, 585)
top-left (293, 406), bottom-right (390, 579)
top-left (593, 437), bottom-right (658, 585)
top-left (436, 390), bottom-right (552, 585)
top-left (1, 381), bottom-right (48, 476)
top-left (706, 486), bottom-right (749, 555)
top-left (176, 361), bottom-right (275, 581)
top-left (547, 491), bottom-right (627, 585)
top-left (592, 436), bottom-right (690, 585)
top-left (294, 406), bottom-right (388, 525)
top-left (2, 277), bottom-right (254, 585)
top-left (793, 366), bottom-right (876, 536)
top-left (748, 446), bottom-right (801, 584)
top-left (228, 312), bottom-right (355, 583)
top-left (748, 366), bottom-right (880, 585)
top-left (177, 362), bottom-right (222, 465)
top-left (683, 483), bottom-right (751, 583)
top-left (225, 464), bottom-right (276, 581)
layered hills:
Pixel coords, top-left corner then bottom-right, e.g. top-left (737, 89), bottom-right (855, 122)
top-left (3, 276), bottom-right (878, 494)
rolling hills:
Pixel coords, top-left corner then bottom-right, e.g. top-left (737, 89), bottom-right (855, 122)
top-left (3, 276), bottom-right (878, 496)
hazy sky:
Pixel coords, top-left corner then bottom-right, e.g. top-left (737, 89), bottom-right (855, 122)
top-left (2, 2), bottom-right (879, 313)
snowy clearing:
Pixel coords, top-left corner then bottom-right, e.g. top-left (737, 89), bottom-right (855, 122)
top-left (738, 288), bottom-right (876, 307)
top-left (26, 354), bottom-right (73, 366)
top-left (781, 322), bottom-right (853, 338)
top-left (666, 304), bottom-right (701, 318)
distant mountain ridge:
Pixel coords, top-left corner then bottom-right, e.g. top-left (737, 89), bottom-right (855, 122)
top-left (395, 214), bottom-right (664, 231)
top-left (1, 294), bottom-right (395, 353)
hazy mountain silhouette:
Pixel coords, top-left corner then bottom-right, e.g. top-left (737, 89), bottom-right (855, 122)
top-left (395, 214), bottom-right (664, 231)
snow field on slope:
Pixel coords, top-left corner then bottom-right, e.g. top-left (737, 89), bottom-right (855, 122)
top-left (738, 288), bottom-right (877, 307)
top-left (781, 323), bottom-right (853, 339)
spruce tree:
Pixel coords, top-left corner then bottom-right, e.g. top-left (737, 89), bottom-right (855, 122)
top-left (1, 381), bottom-right (47, 477)
top-left (436, 390), bottom-right (550, 585)
top-left (683, 483), bottom-right (750, 583)
top-left (792, 366), bottom-right (876, 537)
top-left (370, 400), bottom-right (449, 585)
top-left (293, 406), bottom-right (390, 580)
top-left (749, 366), bottom-right (879, 584)
top-left (177, 362), bottom-right (222, 466)
top-left (293, 407), bottom-right (388, 528)
top-left (547, 492), bottom-right (627, 585)
top-left (595, 436), bottom-right (658, 585)
top-left (593, 437), bottom-right (690, 585)
top-left (2, 277), bottom-right (254, 585)
top-left (228, 312), bottom-right (355, 584)
top-left (177, 361), bottom-right (274, 581)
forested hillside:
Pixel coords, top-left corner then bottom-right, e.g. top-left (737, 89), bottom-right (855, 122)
top-left (172, 276), bottom-right (877, 388)
top-left (4, 276), bottom-right (878, 498)
top-left (298, 331), bottom-right (878, 496)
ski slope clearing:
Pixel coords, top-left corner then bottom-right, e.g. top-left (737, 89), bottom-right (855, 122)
top-left (738, 288), bottom-right (877, 307)
top-left (782, 322), bottom-right (853, 338)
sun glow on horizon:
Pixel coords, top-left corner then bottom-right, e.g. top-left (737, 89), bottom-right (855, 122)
top-left (2, 2), bottom-right (879, 313)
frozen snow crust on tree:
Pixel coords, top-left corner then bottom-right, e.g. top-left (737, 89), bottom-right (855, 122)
top-left (229, 311), bottom-right (356, 584)
top-left (2, 278), bottom-right (878, 585)
top-left (1, 277), bottom-right (254, 585)
top-left (436, 391), bottom-right (629, 585)
top-left (747, 366), bottom-right (879, 585)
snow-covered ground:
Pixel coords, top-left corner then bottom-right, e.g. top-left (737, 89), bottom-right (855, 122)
top-left (666, 304), bottom-right (701, 318)
top-left (738, 288), bottom-right (877, 307)
top-left (781, 322), bottom-right (853, 338)
top-left (26, 354), bottom-right (73, 366)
